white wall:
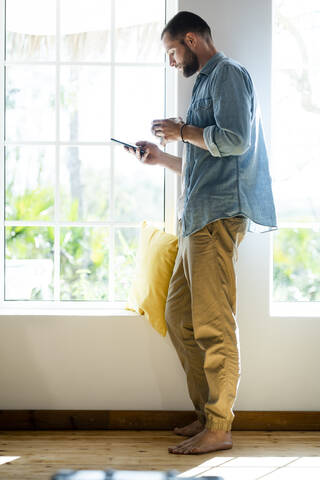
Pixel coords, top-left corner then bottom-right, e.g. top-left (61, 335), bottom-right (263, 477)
top-left (1, 0), bottom-right (320, 411)
top-left (0, 314), bottom-right (191, 410)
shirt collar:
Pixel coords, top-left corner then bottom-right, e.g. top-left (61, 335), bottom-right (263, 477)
top-left (198, 51), bottom-right (226, 76)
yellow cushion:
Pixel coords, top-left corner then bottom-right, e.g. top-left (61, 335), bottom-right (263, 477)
top-left (126, 221), bottom-right (178, 336)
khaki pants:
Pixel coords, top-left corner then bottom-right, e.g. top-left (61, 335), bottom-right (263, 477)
top-left (165, 217), bottom-right (248, 431)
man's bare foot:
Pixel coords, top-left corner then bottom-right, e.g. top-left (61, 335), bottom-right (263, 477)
top-left (173, 419), bottom-right (204, 437)
top-left (168, 429), bottom-right (232, 455)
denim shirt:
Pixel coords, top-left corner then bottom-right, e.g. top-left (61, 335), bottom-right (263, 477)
top-left (181, 52), bottom-right (277, 237)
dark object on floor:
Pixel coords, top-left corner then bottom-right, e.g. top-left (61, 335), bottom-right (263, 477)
top-left (52, 470), bottom-right (223, 480)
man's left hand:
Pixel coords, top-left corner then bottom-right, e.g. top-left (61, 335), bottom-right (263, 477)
top-left (151, 117), bottom-right (184, 145)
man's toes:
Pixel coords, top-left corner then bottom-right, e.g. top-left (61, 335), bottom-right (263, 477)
top-left (187, 446), bottom-right (201, 454)
top-left (180, 444), bottom-right (203, 455)
top-left (178, 436), bottom-right (199, 448)
top-left (171, 447), bottom-right (186, 454)
top-left (178, 446), bottom-right (196, 455)
top-left (168, 445), bottom-right (184, 453)
top-left (174, 438), bottom-right (193, 448)
top-left (169, 443), bottom-right (189, 454)
top-left (169, 442), bottom-right (198, 454)
top-left (168, 446), bottom-right (178, 454)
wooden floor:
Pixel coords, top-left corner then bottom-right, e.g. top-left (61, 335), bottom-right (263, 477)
top-left (1, 431), bottom-right (320, 480)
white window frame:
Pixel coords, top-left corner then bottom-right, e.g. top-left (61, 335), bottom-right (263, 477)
top-left (0, 0), bottom-right (178, 316)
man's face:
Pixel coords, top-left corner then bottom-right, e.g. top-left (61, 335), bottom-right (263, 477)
top-left (163, 32), bottom-right (199, 78)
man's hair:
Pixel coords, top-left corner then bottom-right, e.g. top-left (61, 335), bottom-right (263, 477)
top-left (161, 11), bottom-right (212, 41)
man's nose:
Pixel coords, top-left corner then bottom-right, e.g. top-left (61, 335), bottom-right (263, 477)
top-left (169, 55), bottom-right (176, 67)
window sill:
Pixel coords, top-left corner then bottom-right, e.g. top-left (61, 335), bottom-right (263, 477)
top-left (270, 302), bottom-right (320, 318)
top-left (0, 302), bottom-right (142, 317)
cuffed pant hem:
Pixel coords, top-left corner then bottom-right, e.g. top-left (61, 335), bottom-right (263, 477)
top-left (205, 416), bottom-right (233, 432)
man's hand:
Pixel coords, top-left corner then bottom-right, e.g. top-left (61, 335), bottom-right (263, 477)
top-left (124, 141), bottom-right (163, 166)
top-left (151, 117), bottom-right (184, 145)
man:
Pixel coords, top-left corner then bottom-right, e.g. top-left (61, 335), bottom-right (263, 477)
top-left (126, 11), bottom-right (276, 455)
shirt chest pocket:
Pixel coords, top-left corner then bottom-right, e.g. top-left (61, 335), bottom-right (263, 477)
top-left (188, 97), bottom-right (214, 128)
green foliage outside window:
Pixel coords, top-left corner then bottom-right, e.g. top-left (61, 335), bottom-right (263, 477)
top-left (273, 229), bottom-right (320, 302)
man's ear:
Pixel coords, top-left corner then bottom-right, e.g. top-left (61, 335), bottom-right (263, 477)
top-left (184, 32), bottom-right (198, 49)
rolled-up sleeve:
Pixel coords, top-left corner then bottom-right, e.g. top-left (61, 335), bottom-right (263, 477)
top-left (203, 63), bottom-right (253, 157)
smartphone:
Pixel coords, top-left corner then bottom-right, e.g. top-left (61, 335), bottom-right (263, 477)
top-left (110, 138), bottom-right (145, 155)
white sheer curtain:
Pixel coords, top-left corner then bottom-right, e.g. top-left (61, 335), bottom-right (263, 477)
top-left (6, 0), bottom-right (163, 61)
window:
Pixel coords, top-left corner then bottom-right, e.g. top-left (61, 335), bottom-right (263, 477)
top-left (272, 0), bottom-right (320, 307)
top-left (0, 0), bottom-right (174, 312)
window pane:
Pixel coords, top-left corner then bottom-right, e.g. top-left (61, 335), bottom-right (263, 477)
top-left (60, 227), bottom-right (109, 300)
top-left (61, 0), bottom-right (111, 61)
top-left (114, 66), bottom-right (165, 141)
top-left (273, 0), bottom-right (320, 70)
top-left (6, 66), bottom-right (56, 141)
top-left (272, 0), bottom-right (320, 304)
top-left (2, 0), bottom-right (167, 308)
top-left (114, 148), bottom-right (164, 222)
top-left (60, 146), bottom-right (110, 221)
top-left (115, 0), bottom-right (164, 63)
top-left (114, 227), bottom-right (139, 301)
top-left (5, 146), bottom-right (55, 221)
top-left (5, 227), bottom-right (54, 300)
top-left (273, 228), bottom-right (320, 302)
top-left (272, 1), bottom-right (320, 223)
top-left (272, 68), bottom-right (320, 223)
top-left (6, 0), bottom-right (56, 61)
top-left (60, 66), bottom-right (110, 142)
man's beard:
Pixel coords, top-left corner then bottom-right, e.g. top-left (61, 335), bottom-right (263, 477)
top-left (181, 41), bottom-right (199, 77)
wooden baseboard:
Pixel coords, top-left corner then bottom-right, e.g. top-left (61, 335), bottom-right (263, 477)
top-left (234, 411), bottom-right (320, 431)
top-left (0, 410), bottom-right (319, 431)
